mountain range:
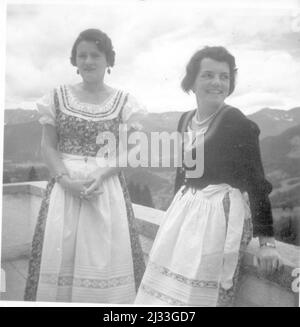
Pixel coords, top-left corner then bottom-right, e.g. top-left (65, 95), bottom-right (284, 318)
top-left (3, 106), bottom-right (300, 209)
top-left (248, 107), bottom-right (300, 138)
top-left (4, 106), bottom-right (300, 135)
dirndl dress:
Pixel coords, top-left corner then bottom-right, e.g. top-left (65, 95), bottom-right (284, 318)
top-left (24, 85), bottom-right (146, 303)
top-left (135, 183), bottom-right (252, 306)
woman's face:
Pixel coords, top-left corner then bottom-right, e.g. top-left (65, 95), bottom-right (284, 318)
top-left (76, 40), bottom-right (108, 83)
top-left (192, 57), bottom-right (230, 107)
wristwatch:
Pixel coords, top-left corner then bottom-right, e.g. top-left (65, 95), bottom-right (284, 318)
top-left (54, 172), bottom-right (69, 183)
top-left (259, 242), bottom-right (276, 249)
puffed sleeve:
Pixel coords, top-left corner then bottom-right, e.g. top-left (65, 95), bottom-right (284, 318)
top-left (121, 93), bottom-right (148, 131)
top-left (36, 90), bottom-right (56, 126)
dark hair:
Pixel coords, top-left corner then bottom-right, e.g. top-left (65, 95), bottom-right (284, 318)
top-left (181, 46), bottom-right (237, 95)
top-left (70, 29), bottom-right (115, 67)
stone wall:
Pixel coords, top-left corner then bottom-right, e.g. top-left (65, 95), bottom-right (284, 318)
top-left (1, 182), bottom-right (299, 306)
top-left (1, 182), bottom-right (46, 260)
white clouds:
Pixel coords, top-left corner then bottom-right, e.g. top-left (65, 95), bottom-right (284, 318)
top-left (4, 1), bottom-right (300, 113)
top-left (229, 49), bottom-right (300, 113)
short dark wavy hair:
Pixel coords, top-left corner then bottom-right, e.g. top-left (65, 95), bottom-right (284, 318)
top-left (70, 29), bottom-right (115, 68)
top-left (181, 46), bottom-right (237, 95)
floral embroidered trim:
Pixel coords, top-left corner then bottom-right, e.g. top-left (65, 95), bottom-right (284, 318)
top-left (223, 192), bottom-right (230, 235)
top-left (62, 84), bottom-right (119, 115)
top-left (40, 274), bottom-right (134, 289)
top-left (118, 171), bottom-right (146, 292)
top-left (148, 261), bottom-right (218, 289)
top-left (65, 85), bottom-right (119, 113)
top-left (60, 85), bottom-right (127, 119)
top-left (141, 284), bottom-right (187, 306)
top-left (24, 179), bottom-right (55, 301)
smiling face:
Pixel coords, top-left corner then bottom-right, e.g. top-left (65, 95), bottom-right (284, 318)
top-left (76, 40), bottom-right (108, 83)
top-left (193, 57), bottom-right (230, 107)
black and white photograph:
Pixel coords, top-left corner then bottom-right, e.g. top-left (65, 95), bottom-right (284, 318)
top-left (0, 0), bottom-right (300, 309)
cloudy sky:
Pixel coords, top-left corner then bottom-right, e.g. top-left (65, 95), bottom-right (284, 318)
top-left (3, 0), bottom-right (300, 114)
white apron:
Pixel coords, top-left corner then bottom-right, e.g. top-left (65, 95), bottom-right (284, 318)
top-left (135, 184), bottom-right (251, 306)
top-left (36, 153), bottom-right (136, 303)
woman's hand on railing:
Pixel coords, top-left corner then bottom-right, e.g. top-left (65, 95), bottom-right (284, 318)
top-left (254, 246), bottom-right (283, 274)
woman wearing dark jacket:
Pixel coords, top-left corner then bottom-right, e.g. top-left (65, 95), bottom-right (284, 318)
top-left (135, 46), bottom-right (282, 306)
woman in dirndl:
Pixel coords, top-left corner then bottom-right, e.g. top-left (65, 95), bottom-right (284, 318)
top-left (135, 46), bottom-right (282, 306)
top-left (24, 28), bottom-right (146, 303)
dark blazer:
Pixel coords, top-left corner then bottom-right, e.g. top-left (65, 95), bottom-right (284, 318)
top-left (174, 105), bottom-right (274, 237)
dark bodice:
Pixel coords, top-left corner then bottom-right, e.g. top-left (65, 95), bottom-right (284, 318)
top-left (52, 87), bottom-right (125, 157)
top-left (174, 106), bottom-right (274, 237)
top-left (56, 109), bottom-right (121, 157)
